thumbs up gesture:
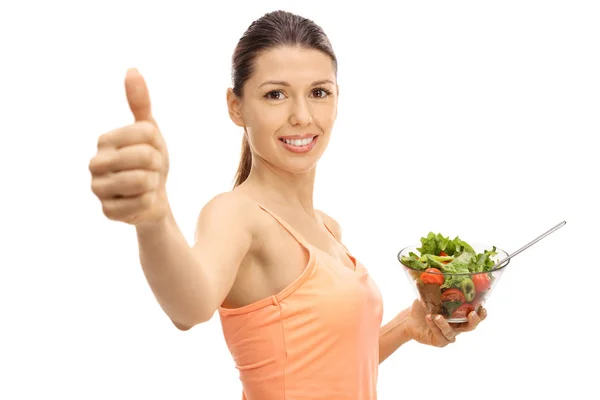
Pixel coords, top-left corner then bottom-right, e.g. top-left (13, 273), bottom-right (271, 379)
top-left (89, 69), bottom-right (170, 226)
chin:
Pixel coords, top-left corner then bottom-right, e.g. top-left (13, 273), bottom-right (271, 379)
top-left (282, 157), bottom-right (320, 175)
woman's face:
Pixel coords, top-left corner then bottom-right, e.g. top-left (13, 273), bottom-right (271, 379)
top-left (227, 46), bottom-right (338, 175)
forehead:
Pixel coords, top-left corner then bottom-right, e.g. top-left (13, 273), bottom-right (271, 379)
top-left (249, 46), bottom-right (336, 86)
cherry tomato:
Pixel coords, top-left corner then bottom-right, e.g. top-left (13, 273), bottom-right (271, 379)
top-left (473, 273), bottom-right (491, 292)
top-left (420, 268), bottom-right (444, 285)
top-left (440, 288), bottom-right (465, 303)
top-left (451, 303), bottom-right (475, 319)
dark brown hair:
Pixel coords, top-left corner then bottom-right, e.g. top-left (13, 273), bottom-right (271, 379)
top-left (231, 10), bottom-right (338, 187)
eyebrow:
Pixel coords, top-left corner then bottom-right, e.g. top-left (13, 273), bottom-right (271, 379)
top-left (258, 79), bottom-right (335, 88)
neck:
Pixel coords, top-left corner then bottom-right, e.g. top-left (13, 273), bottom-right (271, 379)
top-left (243, 158), bottom-right (317, 216)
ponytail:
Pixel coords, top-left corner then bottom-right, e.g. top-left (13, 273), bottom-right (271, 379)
top-left (233, 134), bottom-right (252, 187)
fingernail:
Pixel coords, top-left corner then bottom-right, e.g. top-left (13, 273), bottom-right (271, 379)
top-left (435, 315), bottom-right (442, 321)
top-left (426, 314), bottom-right (432, 321)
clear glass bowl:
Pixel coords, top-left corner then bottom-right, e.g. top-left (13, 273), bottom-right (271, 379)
top-left (397, 243), bottom-right (510, 323)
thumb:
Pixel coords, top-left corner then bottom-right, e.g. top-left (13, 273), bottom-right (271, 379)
top-left (125, 68), bottom-right (157, 126)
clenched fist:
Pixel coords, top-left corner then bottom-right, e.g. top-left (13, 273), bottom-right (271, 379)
top-left (89, 69), bottom-right (170, 226)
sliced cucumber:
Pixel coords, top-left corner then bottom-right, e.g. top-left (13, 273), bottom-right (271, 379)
top-left (460, 278), bottom-right (476, 302)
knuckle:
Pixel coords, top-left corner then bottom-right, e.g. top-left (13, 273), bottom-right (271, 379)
top-left (97, 128), bottom-right (121, 148)
top-left (89, 152), bottom-right (111, 174)
top-left (137, 120), bottom-right (155, 131)
top-left (88, 157), bottom-right (98, 173)
top-left (140, 146), bottom-right (160, 169)
top-left (97, 133), bottom-right (110, 148)
top-left (128, 170), bottom-right (156, 192)
top-left (102, 203), bottom-right (117, 220)
top-left (138, 146), bottom-right (153, 164)
top-left (152, 151), bottom-right (163, 170)
top-left (90, 179), bottom-right (103, 196)
top-left (141, 172), bottom-right (157, 191)
top-left (136, 121), bottom-right (157, 140)
top-left (150, 172), bottom-right (160, 188)
top-left (128, 171), bottom-right (147, 191)
top-left (139, 192), bottom-right (156, 207)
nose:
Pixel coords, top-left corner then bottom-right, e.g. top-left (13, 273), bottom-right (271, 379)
top-left (288, 97), bottom-right (312, 126)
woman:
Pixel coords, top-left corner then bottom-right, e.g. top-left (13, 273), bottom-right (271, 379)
top-left (89, 10), bottom-right (486, 399)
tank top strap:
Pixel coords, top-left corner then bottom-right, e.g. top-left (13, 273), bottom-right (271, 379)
top-left (316, 212), bottom-right (358, 269)
top-left (316, 212), bottom-right (347, 249)
top-left (256, 203), bottom-right (310, 248)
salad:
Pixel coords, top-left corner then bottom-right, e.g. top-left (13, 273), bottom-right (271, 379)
top-left (400, 232), bottom-right (499, 321)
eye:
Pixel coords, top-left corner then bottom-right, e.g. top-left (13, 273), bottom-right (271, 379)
top-left (264, 90), bottom-right (285, 100)
top-left (311, 88), bottom-right (333, 98)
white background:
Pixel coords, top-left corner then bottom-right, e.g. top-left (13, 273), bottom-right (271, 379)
top-left (1, 0), bottom-right (598, 399)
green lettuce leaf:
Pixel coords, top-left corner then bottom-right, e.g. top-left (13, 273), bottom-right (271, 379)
top-left (401, 256), bottom-right (427, 271)
top-left (416, 232), bottom-right (477, 257)
top-left (409, 232), bottom-right (498, 275)
top-left (441, 274), bottom-right (469, 289)
top-left (424, 255), bottom-right (454, 269)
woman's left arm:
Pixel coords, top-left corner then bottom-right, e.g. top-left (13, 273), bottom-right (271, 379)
top-left (379, 307), bottom-right (413, 364)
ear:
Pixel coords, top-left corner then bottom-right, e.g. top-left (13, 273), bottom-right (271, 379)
top-left (226, 88), bottom-right (245, 127)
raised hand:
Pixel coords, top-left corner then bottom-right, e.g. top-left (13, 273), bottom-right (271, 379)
top-left (89, 69), bottom-right (170, 226)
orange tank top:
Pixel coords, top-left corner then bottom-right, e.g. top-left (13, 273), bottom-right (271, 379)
top-left (218, 204), bottom-right (384, 399)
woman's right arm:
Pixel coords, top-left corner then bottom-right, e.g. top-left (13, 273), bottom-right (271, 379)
top-left (135, 192), bottom-right (252, 330)
top-left (90, 69), bottom-right (248, 330)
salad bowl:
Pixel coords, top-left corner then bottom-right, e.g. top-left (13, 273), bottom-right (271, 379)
top-left (398, 233), bottom-right (509, 323)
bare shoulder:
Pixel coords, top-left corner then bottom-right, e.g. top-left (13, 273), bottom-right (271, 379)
top-left (194, 191), bottom-right (259, 240)
top-left (189, 191), bottom-right (261, 318)
top-left (316, 209), bottom-right (343, 240)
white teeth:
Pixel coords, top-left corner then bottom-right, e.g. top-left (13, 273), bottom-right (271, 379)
top-left (283, 137), bottom-right (314, 146)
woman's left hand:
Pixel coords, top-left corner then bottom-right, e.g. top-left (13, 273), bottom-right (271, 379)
top-left (406, 299), bottom-right (487, 348)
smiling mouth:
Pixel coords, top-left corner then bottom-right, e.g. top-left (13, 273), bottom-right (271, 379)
top-left (278, 136), bottom-right (317, 147)
top-left (277, 135), bottom-right (319, 153)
